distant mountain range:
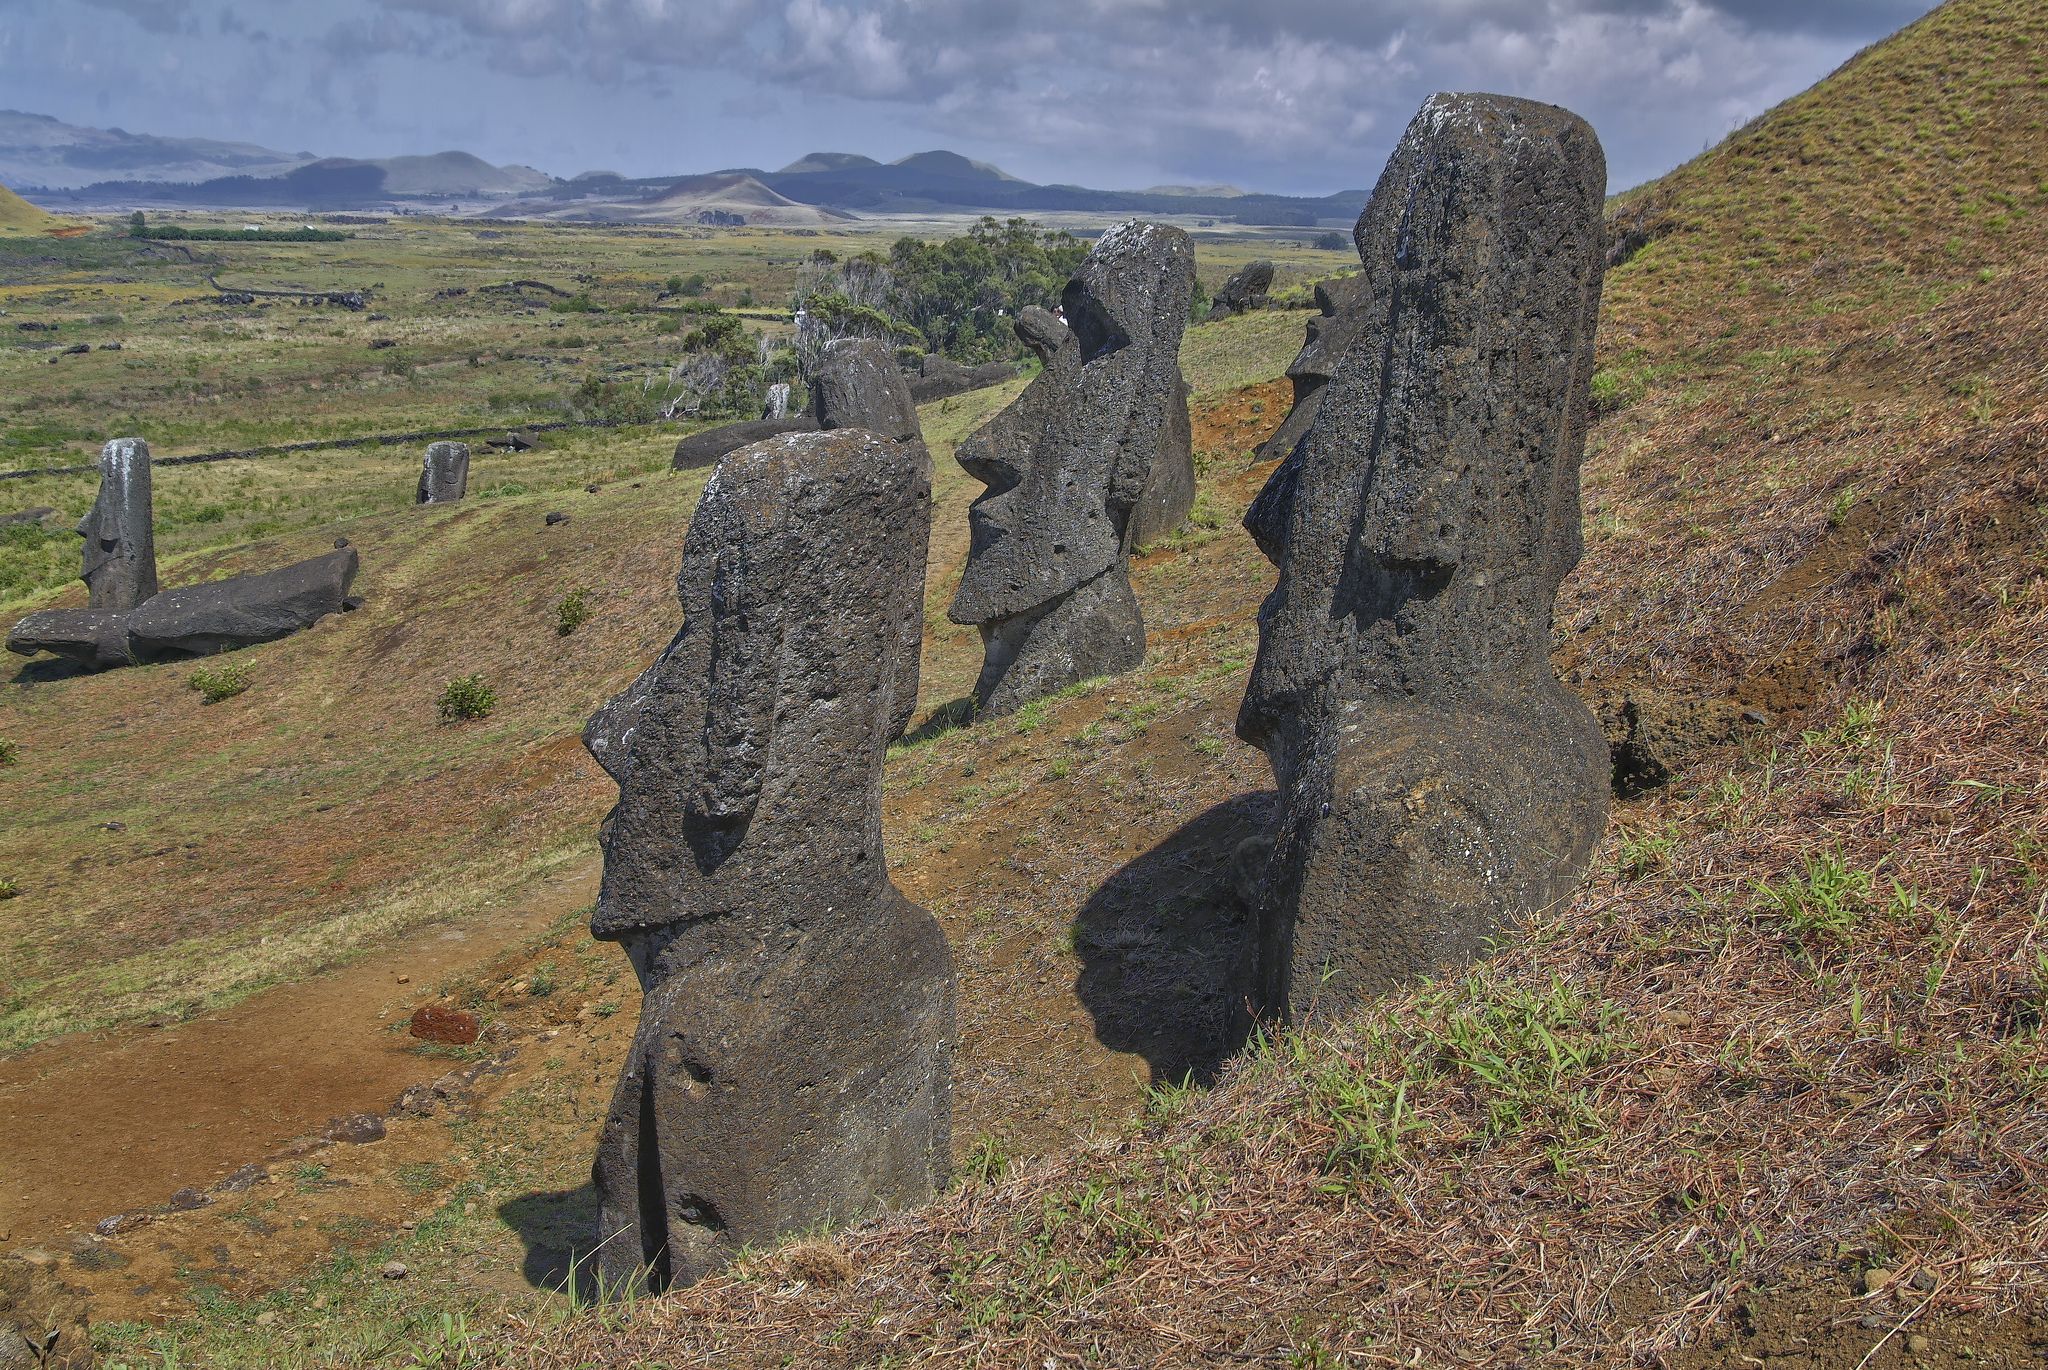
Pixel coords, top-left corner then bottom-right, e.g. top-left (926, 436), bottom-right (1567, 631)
top-left (3, 110), bottom-right (1364, 226)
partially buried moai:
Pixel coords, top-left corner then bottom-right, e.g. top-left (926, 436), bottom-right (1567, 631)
top-left (77, 438), bottom-right (158, 610)
top-left (1236, 94), bottom-right (1613, 1022)
top-left (948, 221), bottom-right (1195, 715)
top-left (808, 335), bottom-right (934, 739)
top-left (416, 441), bottom-right (470, 504)
top-left (581, 428), bottom-right (953, 1292)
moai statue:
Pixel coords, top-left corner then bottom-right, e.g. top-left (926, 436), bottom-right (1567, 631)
top-left (581, 428), bottom-right (953, 1293)
top-left (947, 221), bottom-right (1195, 715)
top-left (77, 438), bottom-right (157, 610)
top-left (1236, 94), bottom-right (1613, 1023)
top-left (761, 382), bottom-right (791, 420)
top-left (1255, 273), bottom-right (1373, 464)
top-left (415, 441), bottom-right (470, 504)
top-left (1006, 305), bottom-right (1195, 551)
top-left (809, 336), bottom-right (934, 738)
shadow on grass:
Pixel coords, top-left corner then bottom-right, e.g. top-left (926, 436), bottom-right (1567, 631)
top-left (895, 695), bottom-right (976, 749)
top-left (7, 655), bottom-right (94, 685)
top-left (497, 1183), bottom-right (603, 1302)
top-left (1070, 790), bottom-right (1276, 1087)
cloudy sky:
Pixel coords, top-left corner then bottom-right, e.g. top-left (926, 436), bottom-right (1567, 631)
top-left (3, 0), bottom-right (1939, 195)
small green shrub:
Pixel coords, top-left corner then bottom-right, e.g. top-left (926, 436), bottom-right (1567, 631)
top-left (437, 673), bottom-right (498, 721)
top-left (188, 659), bottom-right (251, 704)
top-left (555, 587), bottom-right (590, 636)
top-left (0, 878), bottom-right (17, 900)
top-left (1757, 848), bottom-right (1872, 941)
top-left (0, 738), bottom-right (17, 766)
top-left (527, 961), bottom-right (556, 997)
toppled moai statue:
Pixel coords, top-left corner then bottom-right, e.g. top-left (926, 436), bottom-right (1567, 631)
top-left (1255, 273), bottom-right (1372, 463)
top-left (1206, 259), bottom-right (1275, 320)
top-left (127, 547), bottom-right (360, 660)
top-left (671, 417), bottom-right (818, 470)
top-left (4, 608), bottom-right (132, 671)
top-left (809, 336), bottom-right (935, 738)
top-left (948, 221), bottom-right (1195, 715)
top-left (1235, 93), bottom-right (1613, 1023)
top-left (77, 438), bottom-right (157, 610)
top-left (415, 441), bottom-right (470, 504)
top-left (905, 353), bottom-right (1017, 404)
top-left (582, 428), bottom-right (953, 1293)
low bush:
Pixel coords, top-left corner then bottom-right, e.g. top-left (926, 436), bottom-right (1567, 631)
top-left (554, 587), bottom-right (590, 636)
top-left (437, 673), bottom-right (497, 721)
top-left (188, 659), bottom-right (251, 704)
top-left (0, 738), bottom-right (16, 766)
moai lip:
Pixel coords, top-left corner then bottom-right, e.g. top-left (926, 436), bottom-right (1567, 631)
top-left (1235, 93), bottom-right (1615, 1022)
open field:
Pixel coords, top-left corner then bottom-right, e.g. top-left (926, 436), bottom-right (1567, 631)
top-left (3, 0), bottom-right (2047, 1362)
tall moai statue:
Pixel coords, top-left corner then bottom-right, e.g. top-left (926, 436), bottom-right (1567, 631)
top-left (948, 221), bottom-right (1196, 715)
top-left (581, 428), bottom-right (954, 1293)
top-left (808, 336), bottom-right (934, 738)
top-left (415, 441), bottom-right (470, 504)
top-left (1235, 94), bottom-right (1614, 1022)
top-left (77, 438), bottom-right (158, 611)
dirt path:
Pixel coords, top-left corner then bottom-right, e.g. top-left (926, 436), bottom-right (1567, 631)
top-left (0, 854), bottom-right (600, 1248)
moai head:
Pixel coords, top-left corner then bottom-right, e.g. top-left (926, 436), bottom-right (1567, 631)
top-left (76, 438), bottom-right (157, 611)
top-left (581, 428), bottom-right (931, 971)
top-left (416, 441), bottom-right (470, 504)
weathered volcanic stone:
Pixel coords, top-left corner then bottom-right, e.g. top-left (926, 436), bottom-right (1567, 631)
top-left (1126, 369), bottom-right (1195, 550)
top-left (947, 221), bottom-right (1195, 715)
top-left (810, 337), bottom-right (934, 739)
top-left (906, 354), bottom-right (1017, 404)
top-left (671, 416), bottom-right (819, 470)
top-left (415, 441), bottom-right (470, 504)
top-left (77, 438), bottom-right (157, 611)
top-left (1255, 273), bottom-right (1373, 464)
top-left (1012, 306), bottom-right (1068, 364)
top-left (5, 609), bottom-right (132, 671)
top-left (1207, 259), bottom-right (1275, 319)
top-left (1235, 93), bottom-right (1613, 1023)
top-left (761, 382), bottom-right (791, 420)
top-left (582, 429), bottom-right (952, 1293)
top-left (126, 548), bottom-right (359, 660)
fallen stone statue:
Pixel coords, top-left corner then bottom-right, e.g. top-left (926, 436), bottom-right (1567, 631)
top-left (1234, 93), bottom-right (1614, 1022)
top-left (670, 416), bottom-right (818, 470)
top-left (7, 548), bottom-right (361, 671)
top-left (581, 428), bottom-right (953, 1293)
top-left (948, 220), bottom-right (1196, 715)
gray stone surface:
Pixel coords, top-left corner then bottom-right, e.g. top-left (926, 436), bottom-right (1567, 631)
top-left (415, 441), bottom-right (470, 504)
top-left (809, 337), bottom-right (934, 739)
top-left (77, 439), bottom-right (157, 611)
top-left (1126, 369), bottom-right (1195, 550)
top-left (761, 382), bottom-right (791, 420)
top-left (1255, 273), bottom-right (1373, 464)
top-left (1207, 259), bottom-right (1275, 319)
top-left (1235, 93), bottom-right (1613, 1023)
top-left (1012, 306), bottom-right (1068, 364)
top-left (0, 506), bottom-right (54, 528)
top-left (582, 429), bottom-right (951, 1293)
top-left (947, 220), bottom-right (1195, 714)
top-left (906, 354), bottom-right (1017, 404)
top-left (3, 608), bottom-right (131, 671)
top-left (671, 416), bottom-right (819, 470)
top-left (126, 548), bottom-right (359, 660)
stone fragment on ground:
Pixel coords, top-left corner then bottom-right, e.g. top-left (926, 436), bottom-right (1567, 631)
top-left (408, 1005), bottom-right (480, 1044)
top-left (1207, 258), bottom-right (1275, 320)
top-left (1236, 93), bottom-right (1613, 1022)
top-left (323, 1113), bottom-right (386, 1144)
top-left (583, 428), bottom-right (952, 1293)
top-left (948, 220), bottom-right (1196, 714)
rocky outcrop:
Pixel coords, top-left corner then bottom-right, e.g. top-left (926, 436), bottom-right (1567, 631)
top-left (77, 439), bottom-right (157, 611)
top-left (1255, 273), bottom-right (1372, 463)
top-left (671, 416), bottom-right (819, 470)
top-left (947, 221), bottom-right (1195, 715)
top-left (1206, 259), bottom-right (1275, 320)
top-left (126, 548), bottom-right (359, 660)
top-left (582, 428), bottom-right (952, 1293)
top-left (809, 337), bottom-right (934, 738)
top-left (1235, 93), bottom-right (1613, 1023)
top-left (415, 440), bottom-right (470, 504)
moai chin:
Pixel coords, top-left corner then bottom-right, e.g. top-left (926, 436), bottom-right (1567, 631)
top-left (581, 428), bottom-right (953, 1292)
top-left (415, 441), bottom-right (470, 504)
top-left (77, 438), bottom-right (158, 611)
top-left (1236, 93), bottom-right (1614, 1022)
top-left (947, 220), bottom-right (1195, 715)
